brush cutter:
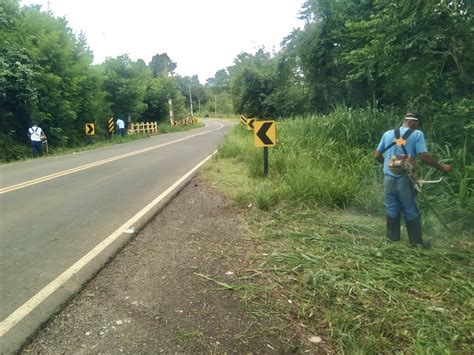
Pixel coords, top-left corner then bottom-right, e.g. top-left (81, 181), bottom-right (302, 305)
top-left (408, 175), bottom-right (450, 231)
top-left (412, 177), bottom-right (444, 193)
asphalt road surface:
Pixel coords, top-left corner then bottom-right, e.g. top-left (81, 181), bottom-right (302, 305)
top-left (0, 119), bottom-right (232, 353)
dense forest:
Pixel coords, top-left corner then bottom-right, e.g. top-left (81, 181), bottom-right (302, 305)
top-left (0, 0), bottom-right (234, 160)
top-left (1, 0), bottom-right (472, 163)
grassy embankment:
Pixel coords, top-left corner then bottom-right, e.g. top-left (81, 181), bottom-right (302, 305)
top-left (203, 108), bottom-right (473, 353)
top-left (0, 122), bottom-right (204, 164)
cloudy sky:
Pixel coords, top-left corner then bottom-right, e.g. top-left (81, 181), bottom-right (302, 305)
top-left (20, 0), bottom-right (305, 82)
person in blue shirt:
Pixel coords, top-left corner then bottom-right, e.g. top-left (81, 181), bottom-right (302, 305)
top-left (116, 118), bottom-right (125, 137)
top-left (375, 113), bottom-right (451, 247)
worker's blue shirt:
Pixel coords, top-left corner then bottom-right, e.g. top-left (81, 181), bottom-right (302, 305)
top-left (376, 127), bottom-right (428, 177)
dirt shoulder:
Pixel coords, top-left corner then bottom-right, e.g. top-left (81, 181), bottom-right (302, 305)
top-left (21, 175), bottom-right (296, 354)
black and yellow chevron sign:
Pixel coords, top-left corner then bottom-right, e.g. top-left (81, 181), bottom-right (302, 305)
top-left (108, 117), bottom-right (115, 133)
top-left (85, 123), bottom-right (95, 136)
top-left (246, 118), bottom-right (255, 131)
top-left (253, 120), bottom-right (276, 147)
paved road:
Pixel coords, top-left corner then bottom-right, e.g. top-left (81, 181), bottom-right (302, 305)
top-left (0, 119), bottom-right (232, 353)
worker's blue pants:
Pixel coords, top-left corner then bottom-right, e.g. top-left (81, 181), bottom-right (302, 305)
top-left (31, 141), bottom-right (43, 157)
top-left (384, 175), bottom-right (419, 222)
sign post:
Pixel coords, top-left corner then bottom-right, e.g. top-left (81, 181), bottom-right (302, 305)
top-left (263, 146), bottom-right (269, 175)
top-left (85, 123), bottom-right (95, 144)
top-left (253, 120), bottom-right (276, 176)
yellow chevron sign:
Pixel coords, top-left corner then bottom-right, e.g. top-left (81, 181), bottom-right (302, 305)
top-left (246, 118), bottom-right (255, 131)
top-left (85, 123), bottom-right (95, 136)
top-left (254, 120), bottom-right (276, 147)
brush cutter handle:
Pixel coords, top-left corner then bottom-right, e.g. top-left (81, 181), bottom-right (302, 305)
top-left (417, 177), bottom-right (444, 187)
top-left (410, 175), bottom-right (444, 193)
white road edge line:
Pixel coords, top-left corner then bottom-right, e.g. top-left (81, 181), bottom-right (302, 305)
top-left (0, 150), bottom-right (218, 337)
top-left (0, 123), bottom-right (224, 195)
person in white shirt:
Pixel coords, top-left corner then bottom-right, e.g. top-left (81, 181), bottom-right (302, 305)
top-left (28, 121), bottom-right (47, 157)
top-left (116, 118), bottom-right (125, 137)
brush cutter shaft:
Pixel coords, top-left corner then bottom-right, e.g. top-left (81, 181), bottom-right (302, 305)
top-left (408, 176), bottom-right (450, 230)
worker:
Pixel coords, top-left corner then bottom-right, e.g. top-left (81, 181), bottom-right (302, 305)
top-left (117, 117), bottom-right (125, 137)
top-left (28, 121), bottom-right (47, 157)
top-left (374, 113), bottom-right (451, 247)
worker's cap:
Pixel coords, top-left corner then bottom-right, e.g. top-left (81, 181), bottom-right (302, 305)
top-left (404, 112), bottom-right (422, 126)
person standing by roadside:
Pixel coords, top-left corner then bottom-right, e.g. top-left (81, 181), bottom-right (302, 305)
top-left (116, 117), bottom-right (125, 137)
top-left (28, 121), bottom-right (47, 157)
top-left (374, 113), bottom-right (451, 247)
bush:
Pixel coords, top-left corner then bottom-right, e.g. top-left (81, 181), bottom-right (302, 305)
top-left (0, 135), bottom-right (31, 162)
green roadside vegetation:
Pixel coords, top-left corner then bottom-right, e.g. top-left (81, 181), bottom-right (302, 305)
top-left (1, 1), bottom-right (235, 163)
top-left (3, 0), bottom-right (472, 350)
top-left (203, 108), bottom-right (473, 353)
top-left (0, 122), bottom-right (204, 164)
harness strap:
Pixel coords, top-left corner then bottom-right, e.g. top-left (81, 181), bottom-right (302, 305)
top-left (382, 128), bottom-right (414, 154)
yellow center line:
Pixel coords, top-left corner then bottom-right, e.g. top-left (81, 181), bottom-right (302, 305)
top-left (0, 150), bottom-right (218, 337)
top-left (0, 124), bottom-right (224, 195)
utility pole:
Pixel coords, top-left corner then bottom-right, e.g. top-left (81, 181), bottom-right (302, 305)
top-left (168, 98), bottom-right (174, 125)
top-left (188, 85), bottom-right (193, 116)
top-left (214, 94), bottom-right (217, 118)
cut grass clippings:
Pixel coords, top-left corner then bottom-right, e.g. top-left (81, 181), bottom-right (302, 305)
top-left (194, 272), bottom-right (238, 290)
top-left (203, 150), bottom-right (473, 353)
top-left (250, 206), bottom-right (473, 353)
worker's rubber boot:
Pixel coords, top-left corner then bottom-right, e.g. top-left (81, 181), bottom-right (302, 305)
top-left (406, 216), bottom-right (430, 248)
top-left (386, 214), bottom-right (401, 242)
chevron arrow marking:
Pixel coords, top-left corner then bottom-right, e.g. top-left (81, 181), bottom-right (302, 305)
top-left (254, 120), bottom-right (276, 147)
top-left (246, 118), bottom-right (255, 130)
top-left (85, 123), bottom-right (95, 135)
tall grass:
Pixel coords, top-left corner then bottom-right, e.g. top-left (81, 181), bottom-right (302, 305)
top-left (204, 108), bottom-right (473, 352)
top-left (216, 106), bottom-right (473, 232)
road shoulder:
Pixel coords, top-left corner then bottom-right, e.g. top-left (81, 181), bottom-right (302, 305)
top-left (22, 175), bottom-right (295, 353)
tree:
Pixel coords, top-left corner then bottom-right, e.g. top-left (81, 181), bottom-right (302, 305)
top-left (101, 54), bottom-right (149, 122)
top-left (142, 75), bottom-right (186, 122)
top-left (0, 0), bottom-right (21, 43)
top-left (149, 53), bottom-right (177, 77)
top-left (175, 75), bottom-right (207, 115)
top-left (225, 48), bottom-right (307, 118)
top-left (293, 0), bottom-right (473, 113)
top-left (343, 0), bottom-right (472, 107)
top-left (0, 45), bottom-right (38, 141)
top-left (205, 69), bottom-right (230, 93)
top-left (2, 3), bottom-right (111, 146)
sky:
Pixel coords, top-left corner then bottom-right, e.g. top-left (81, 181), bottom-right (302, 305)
top-left (20, 0), bottom-right (306, 83)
